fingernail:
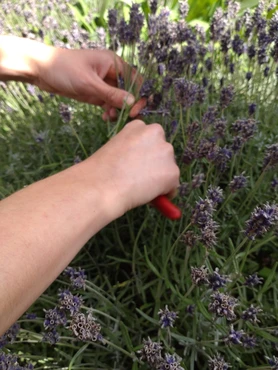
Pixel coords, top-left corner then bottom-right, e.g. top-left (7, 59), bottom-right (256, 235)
top-left (125, 95), bottom-right (135, 106)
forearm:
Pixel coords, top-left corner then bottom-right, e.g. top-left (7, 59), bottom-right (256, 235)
top-left (0, 158), bottom-right (119, 334)
top-left (0, 35), bottom-right (55, 83)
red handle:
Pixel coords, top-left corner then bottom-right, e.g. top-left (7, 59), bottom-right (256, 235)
top-left (150, 195), bottom-right (182, 220)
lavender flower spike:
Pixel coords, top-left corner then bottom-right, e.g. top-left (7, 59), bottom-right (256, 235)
top-left (191, 265), bottom-right (209, 285)
top-left (208, 353), bottom-right (231, 370)
top-left (209, 292), bottom-right (238, 320)
top-left (158, 305), bottom-right (178, 328)
top-left (245, 203), bottom-right (278, 240)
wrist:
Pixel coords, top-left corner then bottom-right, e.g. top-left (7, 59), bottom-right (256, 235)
top-left (79, 156), bottom-right (128, 222)
top-left (0, 36), bottom-right (55, 84)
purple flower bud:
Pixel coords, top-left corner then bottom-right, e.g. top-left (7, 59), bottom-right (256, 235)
top-left (241, 305), bottom-right (262, 323)
top-left (248, 103), bottom-right (256, 115)
top-left (207, 185), bottom-right (223, 205)
top-left (191, 198), bottom-right (214, 227)
top-left (245, 203), bottom-right (278, 240)
top-left (224, 325), bottom-right (245, 345)
top-left (0, 322), bottom-right (20, 349)
top-left (246, 71), bottom-right (253, 81)
top-left (229, 173), bottom-right (248, 192)
top-left (209, 268), bottom-right (231, 290)
top-left (244, 273), bottom-right (263, 287)
top-left (158, 305), bottom-right (178, 328)
top-left (263, 143), bottom-right (278, 169)
top-left (220, 86), bottom-right (234, 109)
top-left (208, 354), bottom-right (231, 370)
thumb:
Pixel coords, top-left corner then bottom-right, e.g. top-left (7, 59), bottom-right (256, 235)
top-left (95, 78), bottom-right (135, 109)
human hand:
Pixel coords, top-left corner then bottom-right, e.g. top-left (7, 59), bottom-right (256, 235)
top-left (35, 47), bottom-right (143, 120)
top-left (0, 36), bottom-right (142, 120)
top-left (86, 120), bottom-right (180, 218)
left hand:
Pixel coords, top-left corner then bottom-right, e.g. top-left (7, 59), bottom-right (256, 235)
top-left (0, 36), bottom-right (143, 120)
top-left (35, 48), bottom-right (142, 120)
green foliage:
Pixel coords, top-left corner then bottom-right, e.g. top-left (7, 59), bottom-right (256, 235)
top-left (0, 0), bottom-right (278, 369)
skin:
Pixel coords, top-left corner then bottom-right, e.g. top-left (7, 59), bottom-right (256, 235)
top-left (0, 36), bottom-right (180, 334)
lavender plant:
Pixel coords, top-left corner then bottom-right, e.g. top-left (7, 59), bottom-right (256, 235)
top-left (1, 0), bottom-right (278, 369)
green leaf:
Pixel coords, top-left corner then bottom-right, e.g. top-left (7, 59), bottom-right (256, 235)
top-left (120, 322), bottom-right (134, 352)
top-left (68, 343), bottom-right (89, 370)
top-left (246, 322), bottom-right (278, 343)
top-left (240, 0), bottom-right (259, 9)
top-left (196, 301), bottom-right (212, 321)
top-left (171, 332), bottom-right (196, 344)
top-left (144, 245), bottom-right (163, 279)
top-left (257, 261), bottom-right (278, 301)
top-left (136, 308), bottom-right (159, 325)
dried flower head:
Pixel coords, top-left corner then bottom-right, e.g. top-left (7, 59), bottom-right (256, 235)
top-left (192, 173), bottom-right (205, 189)
top-left (209, 268), bottom-right (231, 290)
top-left (241, 305), bottom-right (262, 323)
top-left (191, 198), bottom-right (214, 227)
top-left (242, 335), bottom-right (257, 348)
top-left (208, 353), bottom-right (231, 370)
top-left (229, 173), bottom-right (248, 192)
top-left (191, 265), bottom-right (209, 285)
top-left (59, 103), bottom-right (72, 123)
top-left (209, 292), bottom-right (238, 320)
top-left (69, 312), bottom-right (102, 342)
top-left (224, 325), bottom-right (245, 345)
top-left (158, 305), bottom-right (178, 328)
top-left (266, 355), bottom-right (278, 370)
top-left (245, 202), bottom-right (278, 240)
top-left (137, 337), bottom-right (163, 368)
top-left (174, 79), bottom-right (199, 108)
top-left (42, 329), bottom-right (60, 345)
top-left (0, 322), bottom-right (20, 349)
top-left (0, 351), bottom-right (33, 370)
top-left (182, 231), bottom-right (198, 248)
top-left (158, 353), bottom-right (185, 370)
top-left (200, 220), bottom-right (219, 249)
top-left (232, 118), bottom-right (258, 141)
top-left (58, 289), bottom-right (83, 316)
top-left (207, 186), bottom-right (224, 205)
top-left (263, 143), bottom-right (278, 169)
top-left (244, 273), bottom-right (263, 287)
top-left (43, 307), bottom-right (67, 330)
top-left (220, 86), bottom-right (234, 109)
top-left (63, 266), bottom-right (87, 290)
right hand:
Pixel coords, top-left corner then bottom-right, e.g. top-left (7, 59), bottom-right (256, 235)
top-left (88, 120), bottom-right (180, 218)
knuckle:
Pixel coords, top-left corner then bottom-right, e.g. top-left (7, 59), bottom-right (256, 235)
top-left (149, 123), bottom-right (164, 135)
top-left (174, 165), bottom-right (180, 179)
top-left (165, 142), bottom-right (175, 155)
top-left (105, 88), bottom-right (117, 103)
top-left (134, 119), bottom-right (146, 126)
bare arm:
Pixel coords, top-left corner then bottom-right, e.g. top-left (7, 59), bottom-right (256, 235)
top-left (0, 120), bottom-right (180, 335)
top-left (0, 36), bottom-right (179, 334)
top-left (0, 157), bottom-right (117, 333)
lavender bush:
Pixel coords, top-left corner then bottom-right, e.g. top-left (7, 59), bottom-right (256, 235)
top-left (1, 0), bottom-right (278, 369)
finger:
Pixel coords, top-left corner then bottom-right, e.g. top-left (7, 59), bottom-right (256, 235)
top-left (102, 111), bottom-right (109, 121)
top-left (94, 76), bottom-right (135, 109)
top-left (167, 188), bottom-right (179, 200)
top-left (109, 107), bottom-right (118, 120)
top-left (129, 97), bottom-right (148, 118)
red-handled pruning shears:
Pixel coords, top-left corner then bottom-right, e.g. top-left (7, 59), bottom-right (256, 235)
top-left (129, 99), bottom-right (182, 221)
top-left (150, 195), bottom-right (182, 220)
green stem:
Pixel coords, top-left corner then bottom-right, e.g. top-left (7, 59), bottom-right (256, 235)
top-left (165, 223), bottom-right (192, 267)
top-left (223, 236), bottom-right (249, 271)
top-left (238, 168), bottom-right (267, 213)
